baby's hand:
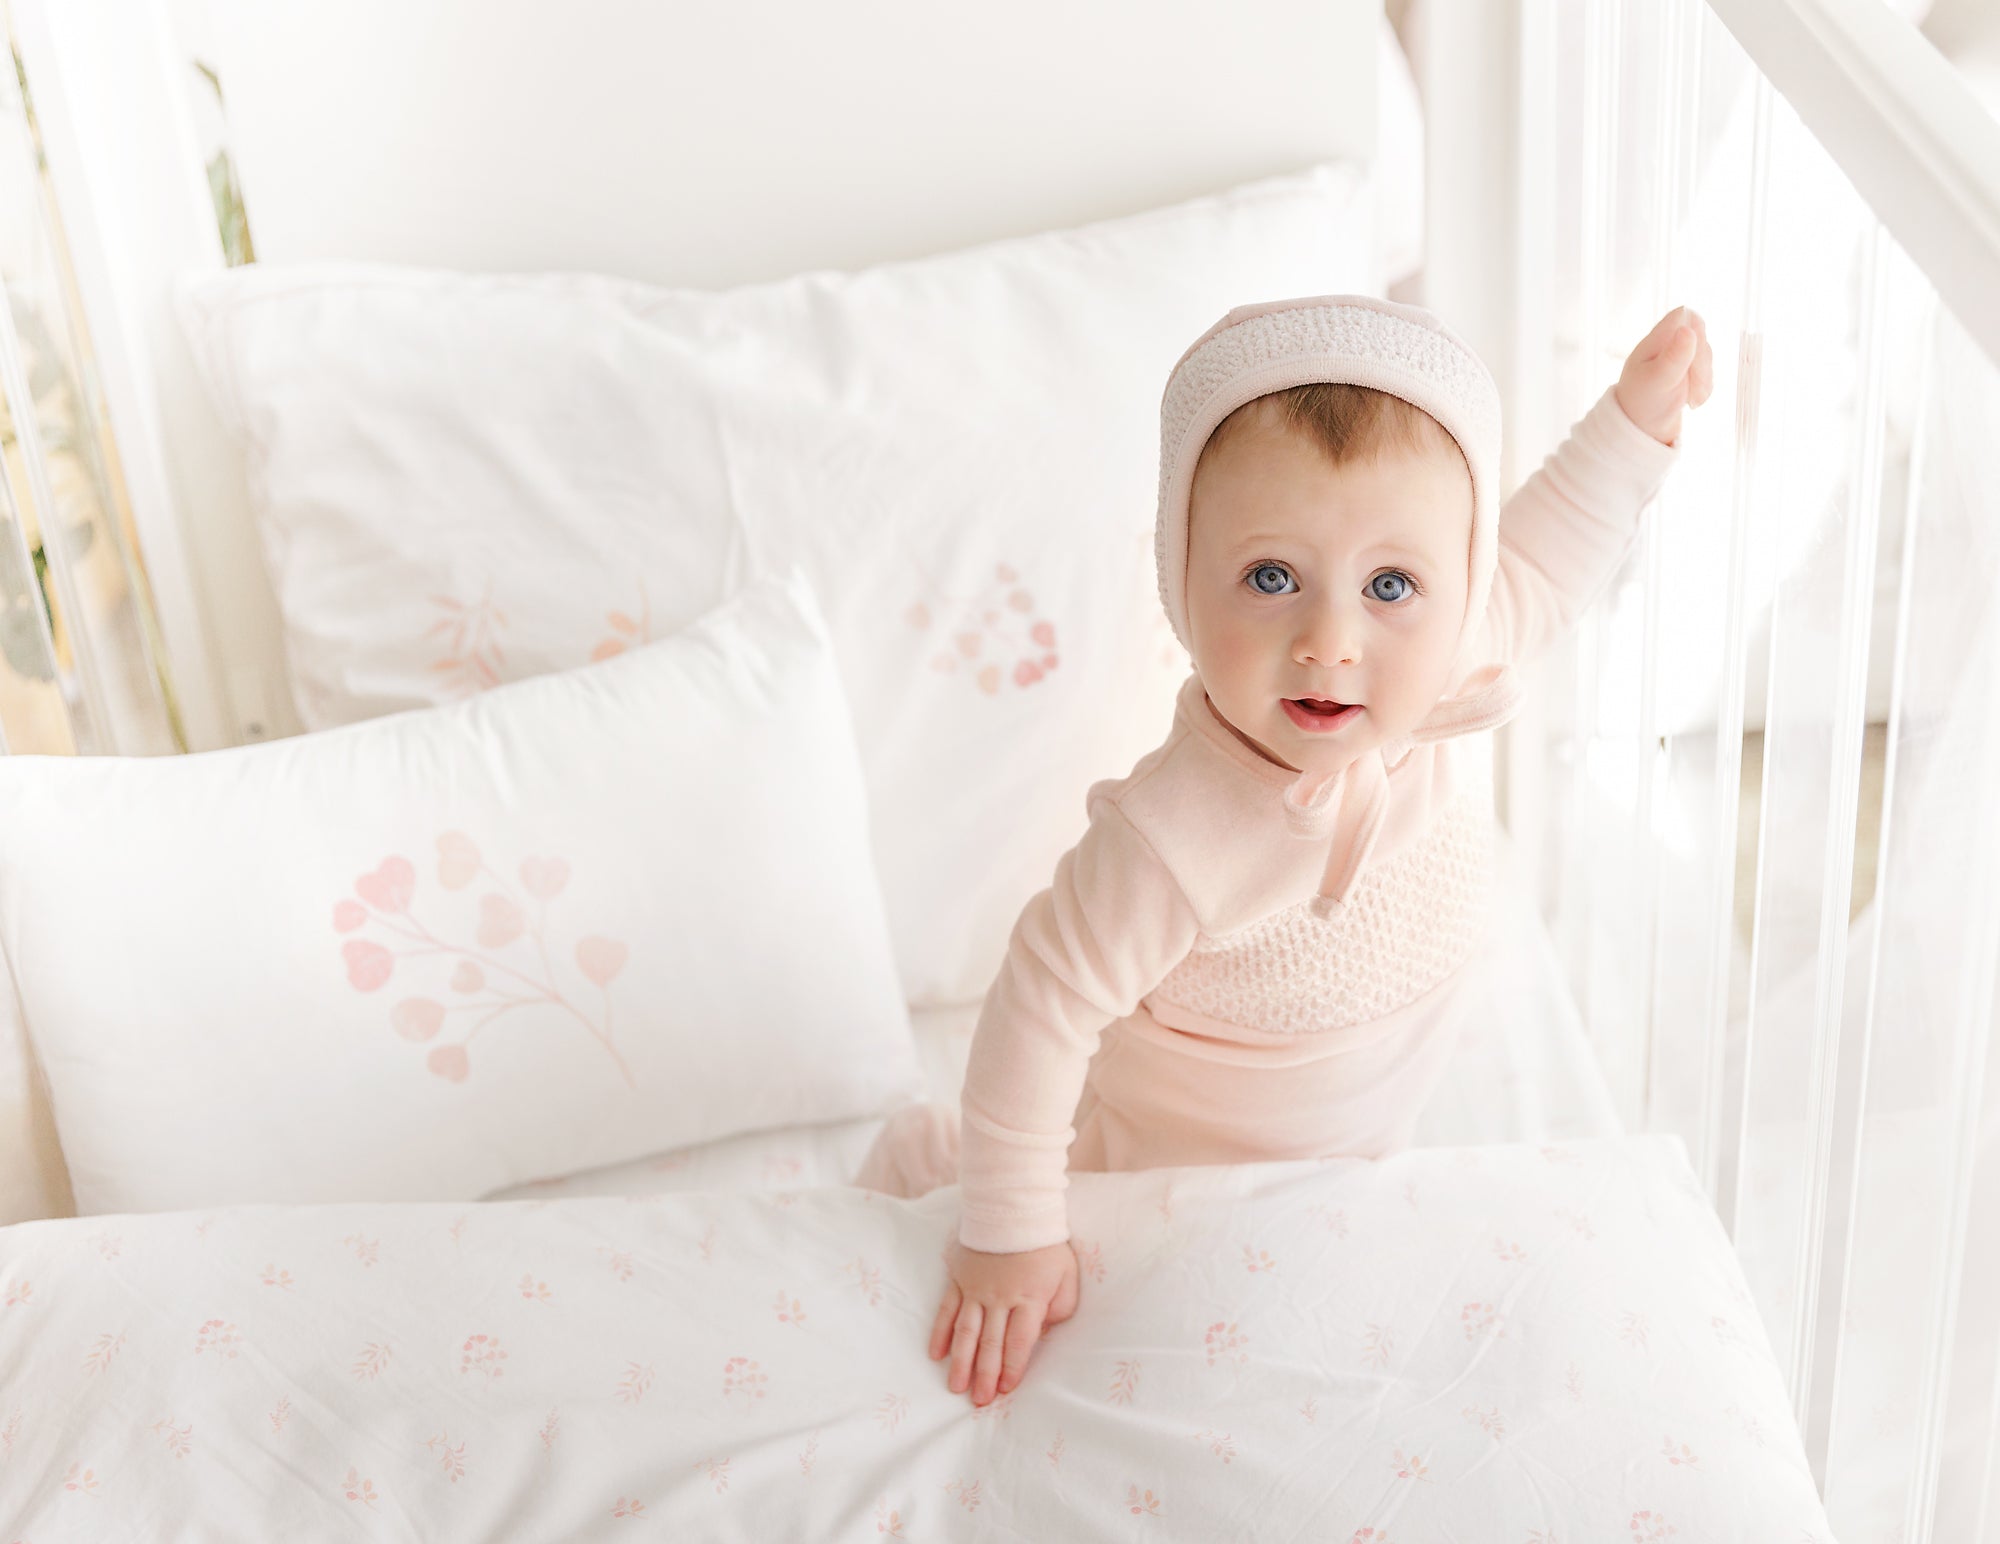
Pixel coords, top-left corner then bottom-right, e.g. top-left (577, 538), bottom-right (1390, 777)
top-left (1615, 305), bottom-right (1715, 447)
top-left (929, 1237), bottom-right (1080, 1405)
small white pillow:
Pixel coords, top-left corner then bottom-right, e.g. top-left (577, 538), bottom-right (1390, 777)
top-left (176, 161), bottom-right (1382, 1006)
top-left (0, 566), bottom-right (924, 1215)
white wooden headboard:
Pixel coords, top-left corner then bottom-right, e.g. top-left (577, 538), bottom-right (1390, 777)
top-left (12, 0), bottom-right (1398, 752)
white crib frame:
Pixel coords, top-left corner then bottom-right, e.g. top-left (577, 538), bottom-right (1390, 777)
top-left (1485, 0), bottom-right (2000, 1528)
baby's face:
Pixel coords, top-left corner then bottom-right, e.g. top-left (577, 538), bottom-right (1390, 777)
top-left (1185, 400), bottom-right (1473, 775)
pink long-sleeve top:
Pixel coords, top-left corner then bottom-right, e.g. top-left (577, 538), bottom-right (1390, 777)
top-left (955, 384), bottom-right (1680, 1253)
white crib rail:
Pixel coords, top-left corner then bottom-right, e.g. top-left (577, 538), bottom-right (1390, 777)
top-left (1510, 0), bottom-right (2000, 1534)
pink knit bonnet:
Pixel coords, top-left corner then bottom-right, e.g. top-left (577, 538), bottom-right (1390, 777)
top-left (1154, 294), bottom-right (1524, 911)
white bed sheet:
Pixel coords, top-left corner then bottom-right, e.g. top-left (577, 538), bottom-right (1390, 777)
top-left (486, 823), bottom-right (1622, 1206)
top-left (0, 1136), bottom-right (1834, 1540)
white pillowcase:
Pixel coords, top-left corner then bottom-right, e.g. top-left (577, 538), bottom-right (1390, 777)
top-left (176, 160), bottom-right (1382, 1007)
top-left (0, 566), bottom-right (924, 1215)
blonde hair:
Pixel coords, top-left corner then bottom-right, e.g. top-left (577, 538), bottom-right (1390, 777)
top-left (1195, 381), bottom-right (1467, 485)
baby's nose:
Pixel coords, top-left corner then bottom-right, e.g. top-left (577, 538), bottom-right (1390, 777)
top-left (1296, 602), bottom-right (1362, 666)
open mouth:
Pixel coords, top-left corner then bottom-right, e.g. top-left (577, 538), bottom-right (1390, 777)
top-left (1281, 696), bottom-right (1363, 731)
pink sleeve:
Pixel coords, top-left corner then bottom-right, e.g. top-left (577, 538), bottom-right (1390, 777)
top-left (1485, 384), bottom-right (1682, 668)
top-left (955, 797), bottom-right (1202, 1253)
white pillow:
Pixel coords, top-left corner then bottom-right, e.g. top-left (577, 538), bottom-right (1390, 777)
top-left (0, 566), bottom-right (924, 1215)
top-left (176, 160), bottom-right (1382, 1006)
top-left (0, 950), bottom-right (68, 1224)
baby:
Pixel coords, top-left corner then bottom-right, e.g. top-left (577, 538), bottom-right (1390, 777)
top-left (855, 294), bottom-right (1712, 1407)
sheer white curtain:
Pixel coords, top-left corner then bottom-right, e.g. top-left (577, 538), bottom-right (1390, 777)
top-left (1512, 0), bottom-right (2000, 1533)
top-left (1810, 297), bottom-right (2000, 1542)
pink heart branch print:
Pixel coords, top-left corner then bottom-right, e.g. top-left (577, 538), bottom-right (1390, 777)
top-left (333, 835), bottom-right (635, 1088)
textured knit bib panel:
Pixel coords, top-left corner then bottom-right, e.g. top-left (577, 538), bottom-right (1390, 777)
top-left (1150, 783), bottom-right (1496, 1036)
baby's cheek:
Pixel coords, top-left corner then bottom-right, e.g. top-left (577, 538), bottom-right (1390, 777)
top-left (1368, 643), bottom-right (1442, 719)
top-left (1189, 621), bottom-right (1262, 690)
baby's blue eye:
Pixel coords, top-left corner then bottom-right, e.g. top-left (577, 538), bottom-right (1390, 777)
top-left (1247, 563), bottom-right (1295, 596)
top-left (1370, 572), bottom-right (1413, 603)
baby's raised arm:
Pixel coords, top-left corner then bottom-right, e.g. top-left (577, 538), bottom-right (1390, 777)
top-left (935, 791), bottom-right (1201, 1403)
top-left (1483, 305), bottom-right (1711, 668)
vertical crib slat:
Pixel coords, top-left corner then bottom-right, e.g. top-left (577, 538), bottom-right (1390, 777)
top-left (1904, 641), bottom-right (2000, 1542)
top-left (1642, 0), bottom-right (1747, 1176)
top-left (1789, 216), bottom-right (1890, 1468)
top-left (1717, 84), bottom-right (1877, 1439)
top-left (1892, 302), bottom-right (2000, 1544)
top-left (1585, 0), bottom-right (1664, 1134)
top-left (1500, 0), bottom-right (1558, 894)
top-left (1838, 281), bottom-right (1934, 1531)
top-left (1973, 1360), bottom-right (2000, 1542)
top-left (1810, 238), bottom-right (1951, 1503)
top-left (1630, 0), bottom-right (1679, 1139)
top-left (1703, 67), bottom-right (1774, 1222)
top-left (1558, 0), bottom-right (1617, 1105)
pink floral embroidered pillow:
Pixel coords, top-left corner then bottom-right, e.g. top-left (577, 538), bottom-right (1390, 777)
top-left (175, 161), bottom-right (1383, 1007)
top-left (0, 566), bottom-right (925, 1215)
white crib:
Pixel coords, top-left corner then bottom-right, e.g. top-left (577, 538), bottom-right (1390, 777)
top-left (1491, 2), bottom-right (2000, 1535)
top-left (1, 0), bottom-right (1996, 1536)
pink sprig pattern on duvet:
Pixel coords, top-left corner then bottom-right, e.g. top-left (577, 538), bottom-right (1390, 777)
top-left (590, 586), bottom-right (656, 662)
top-left (422, 583), bottom-right (509, 697)
top-left (421, 565), bottom-right (1070, 703)
top-left (0, 1139), bottom-right (1838, 1540)
top-left (906, 559), bottom-right (1061, 695)
top-left (333, 833), bottom-right (633, 1088)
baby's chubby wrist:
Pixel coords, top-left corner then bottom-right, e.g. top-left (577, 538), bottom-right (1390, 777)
top-left (1612, 382), bottom-right (1678, 449)
top-left (957, 1203), bottom-right (1070, 1255)
top-left (1601, 382), bottom-right (1684, 463)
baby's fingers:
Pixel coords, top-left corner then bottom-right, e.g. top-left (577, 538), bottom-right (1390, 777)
top-left (928, 1280), bottom-right (963, 1362)
top-left (1637, 304), bottom-right (1693, 361)
top-left (946, 1301), bottom-right (984, 1395)
top-left (998, 1303), bottom-right (1047, 1396)
top-left (971, 1307), bottom-right (1010, 1405)
top-left (1691, 319), bottom-right (1715, 406)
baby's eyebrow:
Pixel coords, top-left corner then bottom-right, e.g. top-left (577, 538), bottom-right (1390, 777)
top-left (1229, 534), bottom-right (1437, 568)
top-left (1229, 532), bottom-right (1292, 551)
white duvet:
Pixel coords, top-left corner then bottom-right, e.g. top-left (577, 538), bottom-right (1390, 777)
top-left (0, 1136), bottom-right (1835, 1541)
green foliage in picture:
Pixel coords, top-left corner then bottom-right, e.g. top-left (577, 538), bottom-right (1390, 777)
top-left (194, 60), bottom-right (256, 267)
